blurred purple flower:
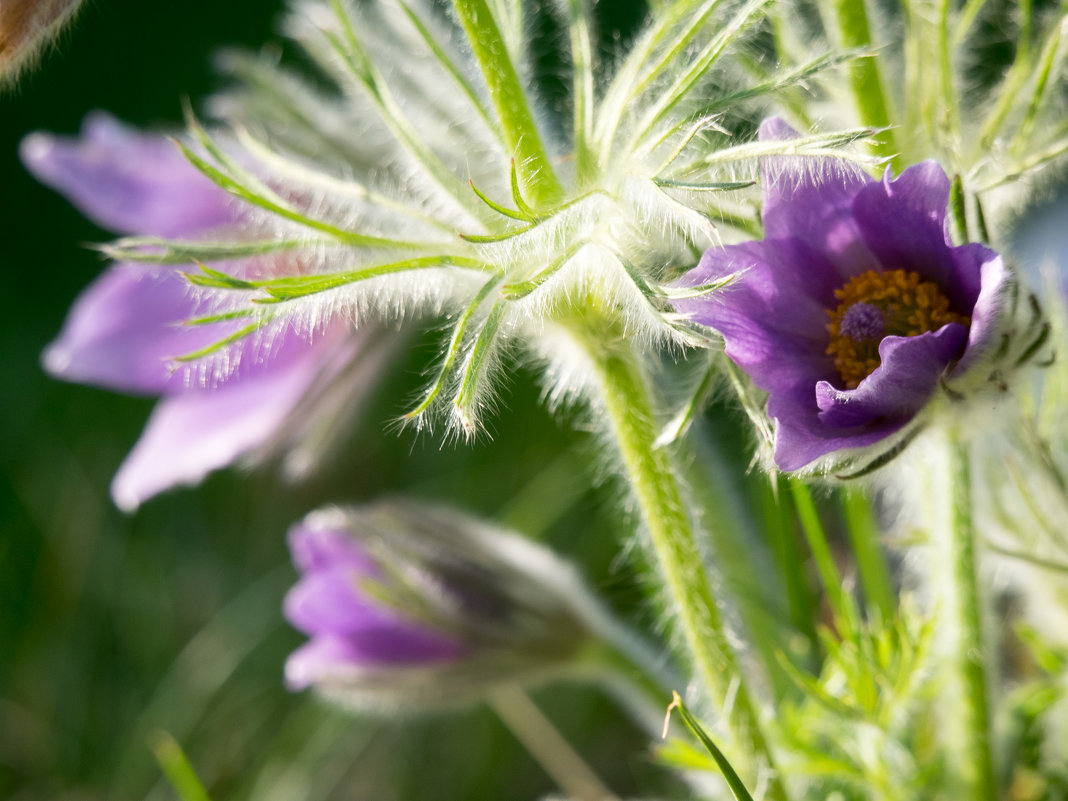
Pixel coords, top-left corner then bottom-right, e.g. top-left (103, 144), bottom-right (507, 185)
top-left (22, 113), bottom-right (388, 509)
top-left (284, 519), bottom-right (466, 691)
top-left (675, 118), bottom-right (1012, 472)
top-left (283, 503), bottom-right (601, 710)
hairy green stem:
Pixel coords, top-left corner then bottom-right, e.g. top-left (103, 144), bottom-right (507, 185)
top-left (450, 0), bottom-right (564, 206)
top-left (586, 337), bottom-right (785, 799)
top-left (826, 0), bottom-right (900, 168)
top-left (947, 440), bottom-right (997, 801)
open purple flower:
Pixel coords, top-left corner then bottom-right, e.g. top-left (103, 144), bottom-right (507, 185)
top-left (22, 114), bottom-right (388, 509)
top-left (283, 503), bottom-right (601, 711)
top-left (674, 119), bottom-right (1014, 472)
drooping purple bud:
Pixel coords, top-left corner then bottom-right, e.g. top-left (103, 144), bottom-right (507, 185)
top-left (282, 502), bottom-right (610, 711)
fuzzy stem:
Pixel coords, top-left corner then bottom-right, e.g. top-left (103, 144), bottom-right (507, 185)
top-left (566, 0), bottom-right (597, 186)
top-left (765, 481), bottom-right (820, 672)
top-left (686, 435), bottom-right (796, 702)
top-left (585, 335), bottom-right (785, 800)
top-left (450, 0), bottom-right (564, 206)
top-left (825, 0), bottom-right (900, 168)
top-left (947, 439), bottom-right (997, 801)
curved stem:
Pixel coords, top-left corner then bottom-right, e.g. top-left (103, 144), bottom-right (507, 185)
top-left (582, 335), bottom-right (785, 800)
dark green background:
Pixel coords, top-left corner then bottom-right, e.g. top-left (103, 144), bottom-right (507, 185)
top-left (0, 2), bottom-right (664, 799)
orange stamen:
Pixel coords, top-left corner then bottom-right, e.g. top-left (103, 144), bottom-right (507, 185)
top-left (826, 269), bottom-right (969, 389)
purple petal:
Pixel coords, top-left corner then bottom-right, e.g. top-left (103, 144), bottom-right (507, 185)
top-left (676, 239), bottom-right (840, 394)
top-left (815, 324), bottom-right (968, 426)
top-left (768, 325), bottom-right (968, 470)
top-left (20, 112), bottom-right (232, 237)
top-left (284, 570), bottom-right (406, 636)
top-left (951, 249), bottom-right (1010, 376)
top-left (288, 522), bottom-right (376, 575)
top-left (284, 632), bottom-right (463, 690)
top-left (285, 636), bottom-right (365, 690)
top-left (678, 120), bottom-right (1010, 473)
top-left (42, 265), bottom-right (238, 395)
top-left (108, 341), bottom-right (330, 510)
top-left (771, 400), bottom-right (908, 472)
top-left (852, 163), bottom-right (973, 308)
top-left (758, 117), bottom-right (874, 274)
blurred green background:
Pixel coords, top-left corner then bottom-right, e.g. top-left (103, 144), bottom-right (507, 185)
top-left (0, 2), bottom-right (668, 799)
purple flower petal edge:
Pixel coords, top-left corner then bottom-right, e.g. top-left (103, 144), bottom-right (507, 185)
top-left (27, 114), bottom-right (380, 508)
top-left (21, 112), bottom-right (232, 238)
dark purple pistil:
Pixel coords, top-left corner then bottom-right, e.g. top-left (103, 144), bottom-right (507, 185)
top-left (839, 302), bottom-right (885, 342)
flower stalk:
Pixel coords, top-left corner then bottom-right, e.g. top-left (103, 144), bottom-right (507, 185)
top-left (578, 322), bottom-right (784, 799)
top-left (450, 0), bottom-right (564, 206)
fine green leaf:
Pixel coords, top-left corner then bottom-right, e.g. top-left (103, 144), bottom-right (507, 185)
top-left (173, 322), bottom-right (265, 362)
top-left (653, 178), bottom-right (756, 192)
top-left (405, 276), bottom-right (504, 420)
top-left (664, 692), bottom-right (756, 801)
top-left (100, 236), bottom-right (317, 265)
top-left (628, 0), bottom-right (773, 155)
top-left (450, 0), bottom-right (564, 206)
top-left (175, 139), bottom-right (425, 250)
top-left (469, 178), bottom-right (530, 221)
top-left (183, 264), bottom-right (257, 290)
top-left (186, 256), bottom-right (489, 301)
top-left (452, 301), bottom-right (506, 436)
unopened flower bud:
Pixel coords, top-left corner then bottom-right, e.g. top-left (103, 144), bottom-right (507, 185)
top-left (283, 502), bottom-right (614, 711)
top-left (0, 0), bottom-right (83, 85)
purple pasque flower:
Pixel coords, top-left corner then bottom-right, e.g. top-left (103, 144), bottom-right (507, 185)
top-left (674, 118), bottom-right (1013, 473)
top-left (22, 113), bottom-right (387, 509)
top-left (283, 503), bottom-right (600, 711)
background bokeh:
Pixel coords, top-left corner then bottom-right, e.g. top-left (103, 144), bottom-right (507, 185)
top-left (0, 2), bottom-right (671, 799)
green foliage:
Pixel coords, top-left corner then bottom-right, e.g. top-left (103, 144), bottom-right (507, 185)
top-left (777, 606), bottom-right (940, 800)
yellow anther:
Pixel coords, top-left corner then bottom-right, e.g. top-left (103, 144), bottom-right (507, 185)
top-left (826, 269), bottom-right (969, 389)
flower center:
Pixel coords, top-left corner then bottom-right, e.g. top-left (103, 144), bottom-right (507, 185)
top-left (826, 269), bottom-right (969, 389)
